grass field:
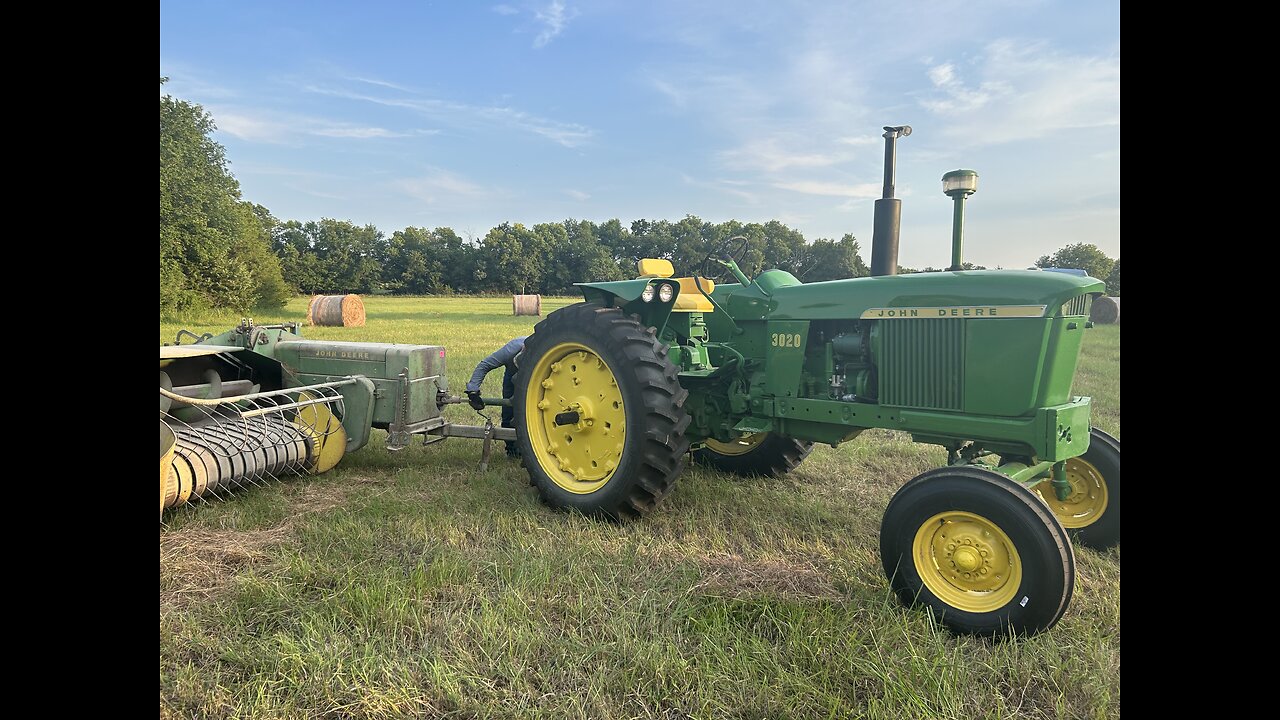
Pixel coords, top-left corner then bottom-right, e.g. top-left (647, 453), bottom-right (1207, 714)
top-left (160, 296), bottom-right (1120, 719)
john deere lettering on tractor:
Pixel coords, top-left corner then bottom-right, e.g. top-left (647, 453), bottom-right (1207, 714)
top-left (159, 125), bottom-right (1118, 637)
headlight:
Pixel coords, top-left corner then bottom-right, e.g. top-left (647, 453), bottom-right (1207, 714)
top-left (641, 284), bottom-right (655, 303)
top-left (658, 283), bottom-right (674, 303)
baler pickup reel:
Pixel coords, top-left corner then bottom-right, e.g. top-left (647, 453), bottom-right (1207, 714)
top-left (160, 320), bottom-right (516, 520)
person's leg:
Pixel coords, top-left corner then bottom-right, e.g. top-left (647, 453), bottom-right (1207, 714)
top-left (502, 367), bottom-right (519, 457)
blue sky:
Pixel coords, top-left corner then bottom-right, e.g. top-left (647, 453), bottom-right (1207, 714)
top-left (160, 1), bottom-right (1119, 270)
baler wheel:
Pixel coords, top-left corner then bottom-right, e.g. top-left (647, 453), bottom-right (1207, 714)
top-left (515, 302), bottom-right (690, 520)
top-left (1033, 427), bottom-right (1120, 549)
top-left (881, 465), bottom-right (1075, 636)
top-left (695, 432), bottom-right (813, 477)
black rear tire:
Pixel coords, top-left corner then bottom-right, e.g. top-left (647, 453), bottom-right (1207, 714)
top-left (515, 302), bottom-right (690, 520)
top-left (693, 432), bottom-right (813, 477)
top-left (881, 465), bottom-right (1075, 637)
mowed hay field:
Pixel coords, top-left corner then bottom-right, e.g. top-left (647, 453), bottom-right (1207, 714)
top-left (160, 296), bottom-right (1120, 720)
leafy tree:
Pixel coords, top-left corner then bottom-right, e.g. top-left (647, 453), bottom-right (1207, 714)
top-left (1105, 259), bottom-right (1120, 295)
top-left (272, 219), bottom-right (384, 294)
top-left (479, 223), bottom-right (549, 293)
top-left (792, 234), bottom-right (870, 282)
top-left (1036, 243), bottom-right (1115, 281)
top-left (160, 78), bottom-right (289, 311)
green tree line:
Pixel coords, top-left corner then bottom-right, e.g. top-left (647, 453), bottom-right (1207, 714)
top-left (161, 83), bottom-right (1116, 310)
top-left (266, 216), bottom-right (869, 297)
top-left (159, 82), bottom-right (869, 311)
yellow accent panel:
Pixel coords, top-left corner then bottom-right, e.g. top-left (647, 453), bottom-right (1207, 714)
top-left (524, 342), bottom-right (627, 494)
top-left (636, 258), bottom-right (674, 278)
top-left (1035, 458), bottom-right (1109, 529)
top-left (672, 277), bottom-right (715, 312)
top-left (913, 510), bottom-right (1022, 612)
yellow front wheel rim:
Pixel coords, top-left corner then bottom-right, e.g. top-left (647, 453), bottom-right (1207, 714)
top-left (913, 511), bottom-right (1022, 613)
top-left (703, 433), bottom-right (767, 456)
top-left (1036, 458), bottom-right (1109, 529)
top-left (525, 342), bottom-right (627, 494)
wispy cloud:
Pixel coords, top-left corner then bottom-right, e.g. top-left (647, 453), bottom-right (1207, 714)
top-left (209, 106), bottom-right (420, 143)
top-left (921, 61), bottom-right (1010, 114)
top-left (345, 75), bottom-right (416, 92)
top-left (393, 169), bottom-right (490, 205)
top-left (305, 83), bottom-right (594, 147)
top-left (719, 135), bottom-right (847, 173)
top-left (565, 189), bottom-right (590, 201)
top-left (534, 1), bottom-right (577, 48)
top-left (772, 180), bottom-right (881, 199)
top-left (680, 174), bottom-right (761, 205)
top-left (492, 4), bottom-right (519, 15)
top-left (918, 40), bottom-right (1120, 144)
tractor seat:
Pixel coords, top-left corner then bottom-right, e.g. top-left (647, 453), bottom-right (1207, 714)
top-left (637, 259), bottom-right (715, 313)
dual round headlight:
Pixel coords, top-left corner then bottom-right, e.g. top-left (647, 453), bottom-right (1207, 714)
top-left (642, 283), bottom-right (676, 303)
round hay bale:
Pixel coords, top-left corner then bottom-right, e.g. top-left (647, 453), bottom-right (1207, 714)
top-left (308, 294), bottom-right (366, 327)
top-left (513, 294), bottom-right (542, 316)
top-left (1090, 296), bottom-right (1120, 324)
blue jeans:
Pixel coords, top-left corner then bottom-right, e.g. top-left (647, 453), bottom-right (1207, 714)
top-left (502, 366), bottom-right (519, 456)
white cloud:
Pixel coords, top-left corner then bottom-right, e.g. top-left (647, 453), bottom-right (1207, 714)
top-left (209, 106), bottom-right (418, 143)
top-left (680, 174), bottom-right (761, 205)
top-left (534, 1), bottom-right (577, 48)
top-left (565, 189), bottom-right (590, 201)
top-left (918, 40), bottom-right (1120, 144)
top-left (719, 136), bottom-right (846, 172)
top-left (394, 169), bottom-right (489, 205)
top-left (773, 180), bottom-right (882, 199)
top-left (920, 61), bottom-right (1010, 114)
top-left (306, 84), bottom-right (593, 148)
top-left (492, 4), bottom-right (519, 16)
top-left (309, 126), bottom-right (412, 139)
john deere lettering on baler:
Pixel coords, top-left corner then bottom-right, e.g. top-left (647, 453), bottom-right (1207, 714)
top-left (511, 126), bottom-right (1119, 636)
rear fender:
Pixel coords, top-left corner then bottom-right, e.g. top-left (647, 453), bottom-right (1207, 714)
top-left (576, 279), bottom-right (678, 330)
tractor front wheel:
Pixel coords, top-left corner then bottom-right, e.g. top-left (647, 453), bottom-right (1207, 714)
top-left (694, 432), bottom-right (813, 477)
top-left (1034, 427), bottom-right (1120, 549)
top-left (515, 302), bottom-right (691, 520)
top-left (880, 465), bottom-right (1075, 636)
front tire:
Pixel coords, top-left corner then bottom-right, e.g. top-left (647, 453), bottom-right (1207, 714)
top-left (515, 302), bottom-right (690, 520)
top-left (1034, 427), bottom-right (1120, 549)
top-left (881, 466), bottom-right (1075, 636)
top-left (694, 432), bottom-right (813, 477)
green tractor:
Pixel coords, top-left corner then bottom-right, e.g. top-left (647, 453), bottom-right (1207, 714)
top-left (510, 127), bottom-right (1119, 636)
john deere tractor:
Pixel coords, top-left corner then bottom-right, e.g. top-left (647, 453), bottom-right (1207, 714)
top-left (511, 127), bottom-right (1119, 636)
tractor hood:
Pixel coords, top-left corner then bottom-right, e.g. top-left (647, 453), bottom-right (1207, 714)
top-left (719, 270), bottom-right (1105, 321)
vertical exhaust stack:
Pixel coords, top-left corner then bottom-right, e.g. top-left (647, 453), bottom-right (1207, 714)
top-left (870, 125), bottom-right (911, 277)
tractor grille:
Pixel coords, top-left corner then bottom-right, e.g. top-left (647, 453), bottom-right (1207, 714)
top-left (878, 320), bottom-right (965, 410)
top-left (1061, 294), bottom-right (1092, 316)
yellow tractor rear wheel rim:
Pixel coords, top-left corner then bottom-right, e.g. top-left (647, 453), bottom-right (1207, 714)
top-left (525, 342), bottom-right (626, 494)
top-left (913, 510), bottom-right (1022, 613)
top-left (1035, 458), bottom-right (1109, 529)
top-left (703, 433), bottom-right (766, 456)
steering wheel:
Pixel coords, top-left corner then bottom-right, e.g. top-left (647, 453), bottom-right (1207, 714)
top-left (698, 235), bottom-right (750, 282)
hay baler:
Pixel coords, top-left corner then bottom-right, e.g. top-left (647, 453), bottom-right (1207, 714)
top-left (160, 320), bottom-right (512, 517)
top-left (511, 128), bottom-right (1119, 636)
